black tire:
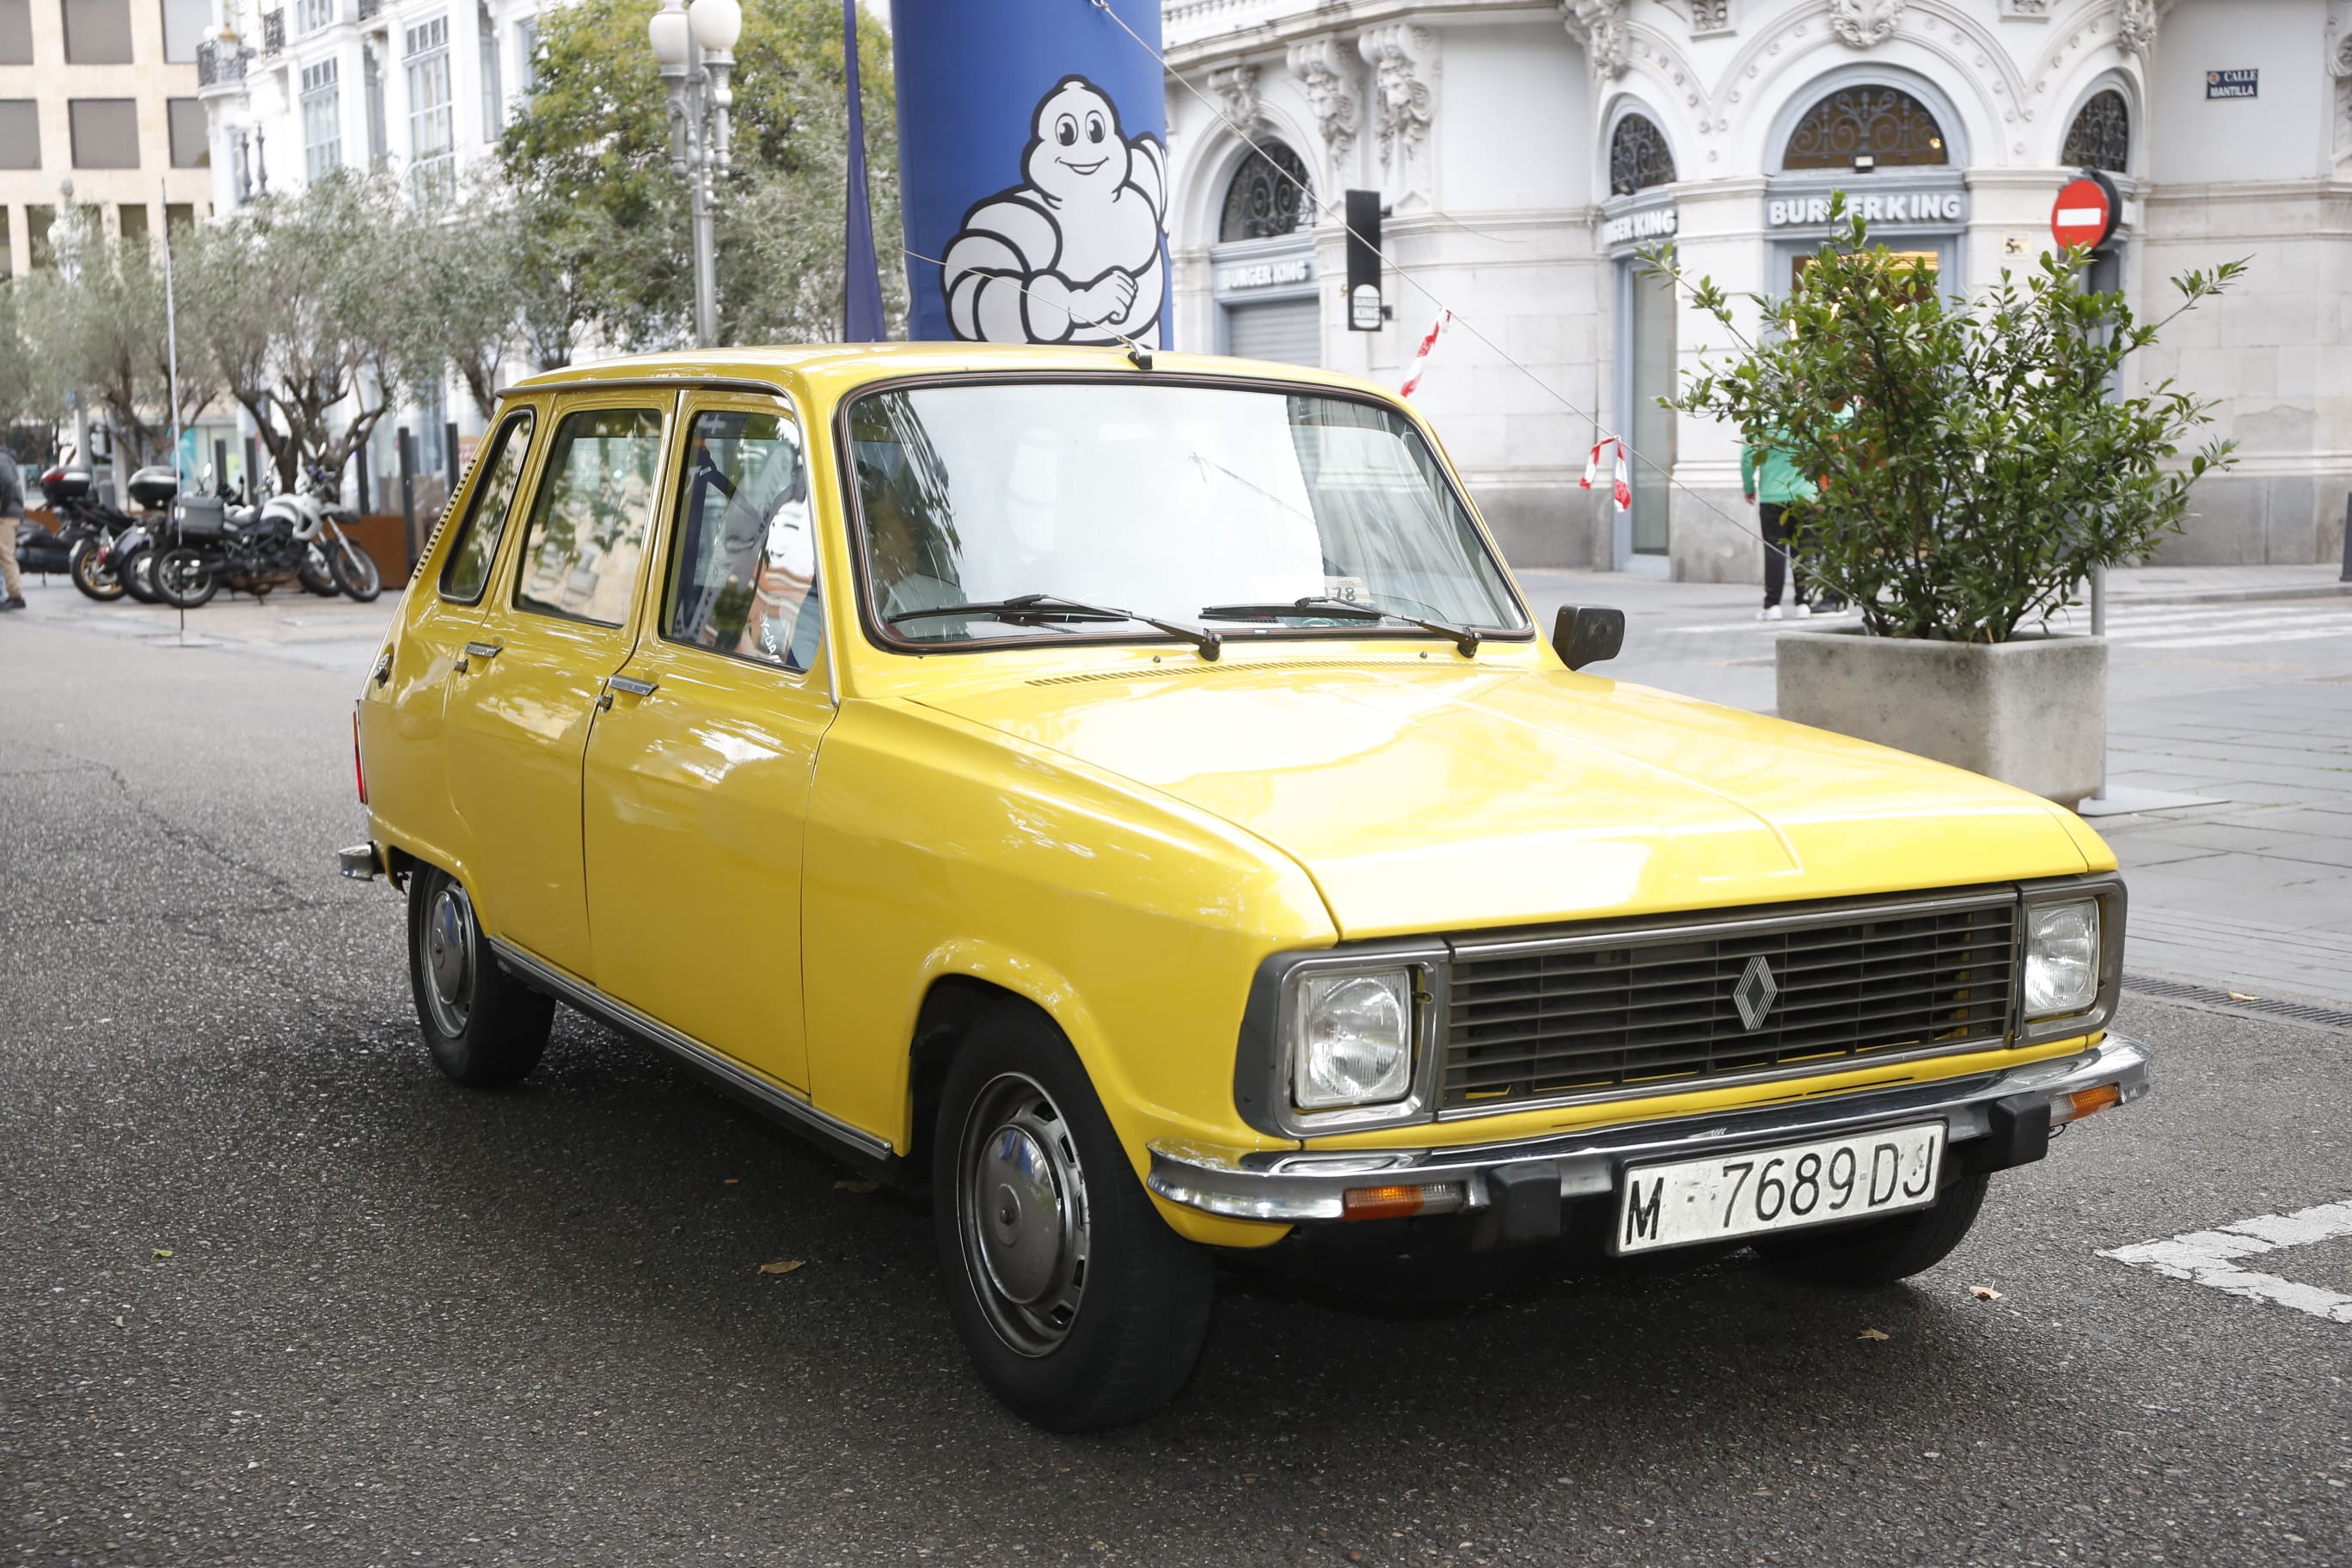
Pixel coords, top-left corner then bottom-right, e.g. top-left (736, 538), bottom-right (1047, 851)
top-left (119, 546), bottom-right (162, 603)
top-left (330, 537), bottom-right (383, 602)
top-left (298, 544), bottom-right (340, 597)
top-left (1757, 1173), bottom-right (1992, 1287)
top-left (934, 1008), bottom-right (1215, 1431)
top-left (406, 867), bottom-right (554, 1089)
top-left (152, 548), bottom-right (219, 609)
top-left (68, 536), bottom-right (126, 602)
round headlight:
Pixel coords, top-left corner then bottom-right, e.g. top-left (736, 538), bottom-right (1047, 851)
top-left (2024, 899), bottom-right (2100, 1018)
top-left (1294, 971), bottom-right (1414, 1110)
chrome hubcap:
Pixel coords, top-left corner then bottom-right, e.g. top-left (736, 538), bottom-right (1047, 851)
top-left (959, 1073), bottom-right (1088, 1357)
top-left (421, 883), bottom-right (475, 1036)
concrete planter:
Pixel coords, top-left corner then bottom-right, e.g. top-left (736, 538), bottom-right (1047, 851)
top-left (1775, 628), bottom-right (2106, 807)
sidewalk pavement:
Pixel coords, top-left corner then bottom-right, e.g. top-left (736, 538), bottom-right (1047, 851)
top-left (1519, 563), bottom-right (2352, 1010)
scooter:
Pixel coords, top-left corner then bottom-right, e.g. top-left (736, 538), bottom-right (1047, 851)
top-left (51, 469), bottom-right (141, 603)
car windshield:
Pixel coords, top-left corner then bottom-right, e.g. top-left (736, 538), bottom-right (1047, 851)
top-left (845, 380), bottom-right (1528, 647)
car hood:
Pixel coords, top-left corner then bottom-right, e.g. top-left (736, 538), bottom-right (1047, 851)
top-left (912, 656), bottom-right (2092, 940)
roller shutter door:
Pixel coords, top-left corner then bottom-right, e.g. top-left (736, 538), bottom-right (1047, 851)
top-left (1223, 298), bottom-right (1321, 366)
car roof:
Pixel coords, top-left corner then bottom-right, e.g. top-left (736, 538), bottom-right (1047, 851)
top-left (505, 341), bottom-right (1400, 405)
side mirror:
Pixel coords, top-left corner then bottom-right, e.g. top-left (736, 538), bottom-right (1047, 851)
top-left (1552, 604), bottom-right (1625, 671)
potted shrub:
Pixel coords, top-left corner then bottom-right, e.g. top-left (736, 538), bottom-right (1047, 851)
top-left (1647, 205), bottom-right (2242, 807)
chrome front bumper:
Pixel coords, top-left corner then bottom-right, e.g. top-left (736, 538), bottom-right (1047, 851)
top-left (1147, 1034), bottom-right (2149, 1225)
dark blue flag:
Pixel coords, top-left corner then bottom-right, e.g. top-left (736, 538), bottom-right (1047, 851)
top-left (841, 0), bottom-right (885, 341)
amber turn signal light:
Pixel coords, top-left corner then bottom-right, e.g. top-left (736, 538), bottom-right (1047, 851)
top-left (1340, 1181), bottom-right (1466, 1222)
top-left (2059, 1083), bottom-right (2123, 1124)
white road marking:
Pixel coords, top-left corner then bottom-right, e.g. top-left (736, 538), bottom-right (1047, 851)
top-left (2099, 1199), bottom-right (2352, 1324)
top-left (1657, 604), bottom-right (2352, 642)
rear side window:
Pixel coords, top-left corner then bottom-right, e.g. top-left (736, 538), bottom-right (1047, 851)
top-left (438, 408), bottom-right (536, 603)
top-left (663, 409), bottom-right (821, 672)
top-left (511, 407), bottom-right (665, 627)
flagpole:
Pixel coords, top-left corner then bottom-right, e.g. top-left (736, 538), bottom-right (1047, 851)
top-left (839, 0), bottom-right (885, 341)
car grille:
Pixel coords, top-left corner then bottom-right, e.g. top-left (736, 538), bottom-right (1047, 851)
top-left (1440, 898), bottom-right (2018, 1112)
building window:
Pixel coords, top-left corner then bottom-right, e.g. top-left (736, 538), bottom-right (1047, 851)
top-left (168, 97), bottom-right (210, 168)
top-left (0, 209), bottom-right (9, 279)
top-left (119, 202), bottom-right (148, 244)
top-left (165, 202), bottom-right (196, 232)
top-left (0, 0), bottom-right (33, 64)
top-left (514, 18), bottom-right (536, 92)
top-left (63, 0), bottom-right (132, 62)
top-left (293, 0), bottom-right (335, 34)
top-left (160, 0), bottom-right (207, 60)
top-left (69, 99), bottom-right (140, 169)
top-left (1782, 86), bottom-right (1948, 171)
top-left (2062, 89), bottom-right (2129, 174)
top-left (300, 60), bottom-right (341, 178)
top-left (477, 5), bottom-right (502, 136)
top-left (0, 101), bottom-right (37, 168)
top-left (27, 204), bottom-right (56, 269)
top-left (405, 17), bottom-right (455, 199)
top-left (1609, 113), bottom-right (1676, 196)
top-left (1217, 140), bottom-right (1312, 242)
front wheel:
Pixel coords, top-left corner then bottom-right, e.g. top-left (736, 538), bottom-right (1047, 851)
top-left (406, 867), bottom-right (553, 1088)
top-left (934, 1008), bottom-right (1214, 1431)
top-left (1756, 1172), bottom-right (1992, 1286)
top-left (330, 537), bottom-right (383, 602)
top-left (69, 537), bottom-right (126, 602)
top-left (152, 548), bottom-right (219, 609)
top-left (298, 544), bottom-right (340, 597)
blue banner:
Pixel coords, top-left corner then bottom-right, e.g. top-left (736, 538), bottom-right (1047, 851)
top-left (888, 0), bottom-right (1167, 348)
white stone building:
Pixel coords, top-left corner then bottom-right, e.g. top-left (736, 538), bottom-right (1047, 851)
top-left (1163, 0), bottom-right (2352, 576)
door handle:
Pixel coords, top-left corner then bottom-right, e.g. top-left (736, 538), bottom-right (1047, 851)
top-left (456, 640), bottom-right (502, 675)
top-left (596, 673), bottom-right (658, 711)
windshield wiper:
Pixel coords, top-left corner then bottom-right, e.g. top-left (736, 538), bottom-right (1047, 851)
top-left (887, 592), bottom-right (1222, 660)
top-left (1199, 596), bottom-right (1483, 657)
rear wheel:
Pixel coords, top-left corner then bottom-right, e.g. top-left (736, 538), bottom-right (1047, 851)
top-left (152, 548), bottom-right (219, 609)
top-left (329, 537), bottom-right (383, 602)
top-left (934, 1008), bottom-right (1215, 1430)
top-left (68, 537), bottom-right (126, 602)
top-left (406, 867), bottom-right (553, 1089)
top-left (1757, 1173), bottom-right (1992, 1286)
top-left (119, 546), bottom-right (162, 603)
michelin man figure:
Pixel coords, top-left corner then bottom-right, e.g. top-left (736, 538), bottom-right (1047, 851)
top-left (941, 77), bottom-right (1168, 347)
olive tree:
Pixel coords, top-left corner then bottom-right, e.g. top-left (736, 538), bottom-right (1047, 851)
top-left (1646, 201), bottom-right (2244, 642)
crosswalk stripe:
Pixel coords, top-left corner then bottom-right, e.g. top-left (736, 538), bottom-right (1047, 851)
top-left (1660, 604), bottom-right (2352, 639)
top-left (2129, 624), bottom-right (2352, 651)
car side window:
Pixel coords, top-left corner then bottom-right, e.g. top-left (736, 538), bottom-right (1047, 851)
top-left (663, 408), bottom-right (822, 672)
top-left (511, 406), bottom-right (665, 628)
top-left (437, 407), bottom-right (536, 603)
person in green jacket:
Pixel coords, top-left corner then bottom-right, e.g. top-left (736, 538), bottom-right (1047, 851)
top-left (1740, 432), bottom-right (1825, 619)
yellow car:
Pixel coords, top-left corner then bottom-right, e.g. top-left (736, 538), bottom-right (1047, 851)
top-left (346, 343), bottom-right (2145, 1430)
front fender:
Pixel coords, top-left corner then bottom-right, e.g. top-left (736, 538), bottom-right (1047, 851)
top-left (800, 697), bottom-right (1335, 1180)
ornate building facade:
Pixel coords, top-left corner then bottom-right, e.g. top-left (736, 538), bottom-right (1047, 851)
top-left (1164, 0), bottom-right (2352, 575)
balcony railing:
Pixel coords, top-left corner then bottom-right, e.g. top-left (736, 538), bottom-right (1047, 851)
top-left (260, 9), bottom-right (285, 52)
top-left (357, 0), bottom-right (382, 21)
top-left (197, 38), bottom-right (248, 86)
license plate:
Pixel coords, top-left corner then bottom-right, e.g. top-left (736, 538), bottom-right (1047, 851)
top-left (1614, 1122), bottom-right (1946, 1254)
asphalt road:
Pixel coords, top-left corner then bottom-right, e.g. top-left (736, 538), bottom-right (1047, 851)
top-left (4, 600), bottom-right (2349, 1567)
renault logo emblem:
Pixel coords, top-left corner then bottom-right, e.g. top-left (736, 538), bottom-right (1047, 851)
top-left (1733, 954), bottom-right (1779, 1032)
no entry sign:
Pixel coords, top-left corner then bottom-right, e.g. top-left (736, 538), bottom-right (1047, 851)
top-left (2051, 171), bottom-right (2120, 252)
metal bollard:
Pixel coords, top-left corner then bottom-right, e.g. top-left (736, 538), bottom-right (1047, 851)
top-left (2341, 492), bottom-right (2350, 583)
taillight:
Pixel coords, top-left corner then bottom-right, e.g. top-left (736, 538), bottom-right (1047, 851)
top-left (352, 710), bottom-right (367, 805)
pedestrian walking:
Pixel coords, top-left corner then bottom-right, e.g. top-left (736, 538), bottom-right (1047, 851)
top-left (0, 444), bottom-right (27, 612)
top-left (1742, 427), bottom-right (1821, 621)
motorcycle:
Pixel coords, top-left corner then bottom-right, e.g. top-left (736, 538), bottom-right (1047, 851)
top-left (260, 464), bottom-right (382, 603)
top-left (50, 469), bottom-right (143, 602)
top-left (101, 467), bottom-right (187, 604)
top-left (15, 517), bottom-right (74, 578)
top-left (153, 482), bottom-right (332, 609)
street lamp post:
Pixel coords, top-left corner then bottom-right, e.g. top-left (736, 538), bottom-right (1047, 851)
top-left (647, 0), bottom-right (741, 348)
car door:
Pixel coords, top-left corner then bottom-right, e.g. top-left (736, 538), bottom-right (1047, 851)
top-left (443, 392), bottom-right (674, 979)
top-left (363, 399), bottom-right (543, 885)
top-left (581, 393), bottom-right (833, 1091)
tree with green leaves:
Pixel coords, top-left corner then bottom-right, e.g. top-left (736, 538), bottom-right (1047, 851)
top-left (1647, 202), bottom-right (2243, 643)
top-left (498, 0), bottom-right (903, 351)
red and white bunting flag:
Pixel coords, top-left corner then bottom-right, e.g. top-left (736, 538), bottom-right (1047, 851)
top-left (1581, 438), bottom-right (1632, 511)
top-left (1397, 308), bottom-right (1452, 399)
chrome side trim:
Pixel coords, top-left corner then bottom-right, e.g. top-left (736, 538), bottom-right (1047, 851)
top-left (486, 937), bottom-right (897, 1164)
top-left (1151, 1033), bottom-right (2149, 1224)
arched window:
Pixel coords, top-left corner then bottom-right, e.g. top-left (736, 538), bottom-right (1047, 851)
top-left (1782, 86), bottom-right (1949, 170)
top-left (1609, 113), bottom-right (1676, 196)
top-left (2062, 89), bottom-right (2129, 173)
top-left (1218, 141), bottom-right (1313, 242)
